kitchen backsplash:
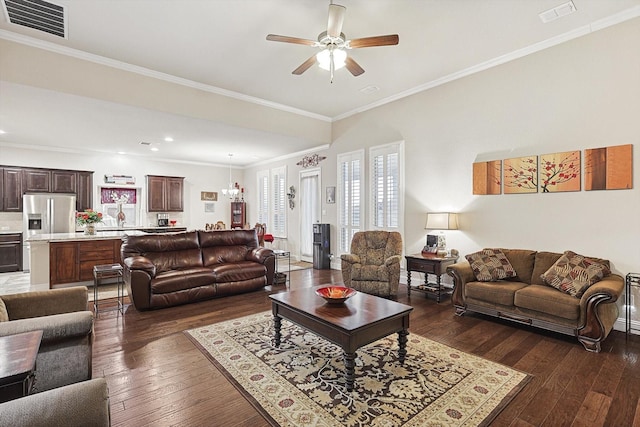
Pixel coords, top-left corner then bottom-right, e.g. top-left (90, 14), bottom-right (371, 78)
top-left (0, 213), bottom-right (23, 231)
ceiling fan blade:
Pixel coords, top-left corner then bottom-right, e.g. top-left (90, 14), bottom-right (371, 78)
top-left (345, 56), bottom-right (365, 76)
top-left (292, 55), bottom-right (317, 75)
top-left (349, 34), bottom-right (399, 48)
top-left (266, 34), bottom-right (317, 46)
top-left (327, 4), bottom-right (346, 38)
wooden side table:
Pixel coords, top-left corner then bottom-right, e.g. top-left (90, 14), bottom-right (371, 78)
top-left (0, 330), bottom-right (43, 403)
top-left (405, 253), bottom-right (459, 302)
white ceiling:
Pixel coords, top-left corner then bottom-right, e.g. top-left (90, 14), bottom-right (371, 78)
top-left (1, 0), bottom-right (639, 166)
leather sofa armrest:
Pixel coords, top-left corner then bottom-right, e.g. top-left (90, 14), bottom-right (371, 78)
top-left (124, 256), bottom-right (156, 277)
top-left (384, 255), bottom-right (401, 267)
top-left (2, 287), bottom-right (88, 320)
top-left (340, 254), bottom-right (360, 265)
top-left (447, 262), bottom-right (476, 310)
top-left (247, 247), bottom-right (274, 263)
top-left (0, 378), bottom-right (110, 427)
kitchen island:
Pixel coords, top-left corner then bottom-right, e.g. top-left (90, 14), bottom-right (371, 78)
top-left (26, 228), bottom-right (186, 287)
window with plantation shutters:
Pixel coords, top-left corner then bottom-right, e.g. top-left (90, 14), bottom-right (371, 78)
top-left (370, 142), bottom-right (403, 230)
top-left (338, 150), bottom-right (364, 253)
top-left (256, 170), bottom-right (269, 226)
top-left (271, 166), bottom-right (286, 237)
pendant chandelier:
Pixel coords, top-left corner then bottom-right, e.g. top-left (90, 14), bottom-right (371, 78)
top-left (221, 153), bottom-right (240, 199)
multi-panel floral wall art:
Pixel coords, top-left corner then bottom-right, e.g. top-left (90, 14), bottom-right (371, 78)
top-left (473, 144), bottom-right (632, 195)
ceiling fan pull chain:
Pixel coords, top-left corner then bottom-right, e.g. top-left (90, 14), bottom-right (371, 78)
top-left (329, 49), bottom-right (335, 83)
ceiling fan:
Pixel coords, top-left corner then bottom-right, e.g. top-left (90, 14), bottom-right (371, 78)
top-left (266, 3), bottom-right (399, 82)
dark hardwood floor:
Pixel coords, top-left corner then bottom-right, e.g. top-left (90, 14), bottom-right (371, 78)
top-left (92, 268), bottom-right (640, 426)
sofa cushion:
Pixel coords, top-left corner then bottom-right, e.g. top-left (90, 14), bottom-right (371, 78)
top-left (466, 249), bottom-right (517, 281)
top-left (540, 250), bottom-right (611, 298)
top-left (210, 262), bottom-right (267, 282)
top-left (151, 268), bottom-right (216, 294)
top-left (514, 285), bottom-right (580, 320)
top-left (465, 280), bottom-right (529, 306)
top-left (531, 252), bottom-right (563, 286)
top-left (502, 249), bottom-right (537, 283)
top-left (0, 298), bottom-right (8, 322)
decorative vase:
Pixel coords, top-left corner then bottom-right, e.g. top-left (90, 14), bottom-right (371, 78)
top-left (117, 204), bottom-right (126, 227)
top-left (84, 224), bottom-right (97, 235)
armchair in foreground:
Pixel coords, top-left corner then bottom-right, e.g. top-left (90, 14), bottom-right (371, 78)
top-left (0, 286), bottom-right (94, 392)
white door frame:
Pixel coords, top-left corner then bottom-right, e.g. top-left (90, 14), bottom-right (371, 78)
top-left (299, 168), bottom-right (321, 263)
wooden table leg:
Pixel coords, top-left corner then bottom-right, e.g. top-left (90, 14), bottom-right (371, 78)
top-left (407, 270), bottom-right (412, 296)
top-left (273, 316), bottom-right (281, 347)
top-left (344, 352), bottom-right (356, 391)
top-left (398, 329), bottom-right (408, 363)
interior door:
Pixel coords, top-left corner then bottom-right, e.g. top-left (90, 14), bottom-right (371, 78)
top-left (299, 169), bottom-right (321, 263)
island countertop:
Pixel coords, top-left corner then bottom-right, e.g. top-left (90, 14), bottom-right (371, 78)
top-left (26, 231), bottom-right (148, 243)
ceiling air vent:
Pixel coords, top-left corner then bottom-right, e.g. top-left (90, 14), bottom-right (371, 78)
top-left (2, 0), bottom-right (66, 38)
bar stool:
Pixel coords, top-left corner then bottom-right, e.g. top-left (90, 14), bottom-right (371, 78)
top-left (93, 263), bottom-right (124, 317)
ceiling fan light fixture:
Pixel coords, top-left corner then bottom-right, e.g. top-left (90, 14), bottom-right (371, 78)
top-left (317, 48), bottom-right (347, 71)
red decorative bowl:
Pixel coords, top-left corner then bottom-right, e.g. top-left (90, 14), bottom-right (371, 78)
top-left (315, 286), bottom-right (357, 304)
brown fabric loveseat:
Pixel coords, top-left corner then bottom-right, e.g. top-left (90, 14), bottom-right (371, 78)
top-left (121, 229), bottom-right (275, 310)
top-left (447, 249), bottom-right (624, 352)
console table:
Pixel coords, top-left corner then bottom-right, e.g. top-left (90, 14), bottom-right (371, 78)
top-left (405, 253), bottom-right (459, 302)
top-left (0, 330), bottom-right (43, 403)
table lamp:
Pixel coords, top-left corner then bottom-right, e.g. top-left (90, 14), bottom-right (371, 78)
top-left (424, 212), bottom-right (458, 255)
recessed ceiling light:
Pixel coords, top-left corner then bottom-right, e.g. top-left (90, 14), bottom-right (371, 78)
top-left (0, 129), bottom-right (6, 134)
top-left (164, 137), bottom-right (174, 142)
top-left (539, 1), bottom-right (577, 24)
top-left (150, 147), bottom-right (159, 152)
top-left (117, 151), bottom-right (126, 155)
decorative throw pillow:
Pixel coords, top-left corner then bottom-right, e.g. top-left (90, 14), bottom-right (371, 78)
top-left (465, 249), bottom-right (517, 282)
top-left (0, 298), bottom-right (8, 322)
top-left (541, 250), bottom-right (611, 298)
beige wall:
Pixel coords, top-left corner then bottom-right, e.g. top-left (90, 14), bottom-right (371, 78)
top-left (244, 17), bottom-right (640, 281)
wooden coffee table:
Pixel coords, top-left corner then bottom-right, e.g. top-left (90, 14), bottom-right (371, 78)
top-left (269, 287), bottom-right (413, 391)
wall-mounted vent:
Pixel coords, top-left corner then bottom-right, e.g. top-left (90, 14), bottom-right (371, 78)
top-left (2, 0), bottom-right (66, 38)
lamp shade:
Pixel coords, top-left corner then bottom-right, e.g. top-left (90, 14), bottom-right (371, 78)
top-left (425, 212), bottom-right (459, 230)
top-left (317, 48), bottom-right (347, 71)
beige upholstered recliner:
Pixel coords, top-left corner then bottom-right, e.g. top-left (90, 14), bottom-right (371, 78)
top-left (0, 287), bottom-right (94, 393)
top-left (340, 231), bottom-right (403, 297)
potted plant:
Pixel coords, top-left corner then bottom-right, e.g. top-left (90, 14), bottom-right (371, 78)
top-left (76, 209), bottom-right (103, 235)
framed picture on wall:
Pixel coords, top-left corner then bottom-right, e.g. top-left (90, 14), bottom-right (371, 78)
top-left (326, 186), bottom-right (336, 204)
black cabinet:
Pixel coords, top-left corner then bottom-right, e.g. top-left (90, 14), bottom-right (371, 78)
top-left (312, 223), bottom-right (331, 269)
top-left (0, 233), bottom-right (22, 272)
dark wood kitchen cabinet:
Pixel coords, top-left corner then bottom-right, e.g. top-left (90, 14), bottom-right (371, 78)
top-left (0, 233), bottom-right (22, 273)
top-left (22, 169), bottom-right (51, 192)
top-left (50, 238), bottom-right (122, 285)
top-left (75, 172), bottom-right (93, 211)
top-left (147, 175), bottom-right (184, 212)
top-left (51, 170), bottom-right (77, 193)
top-left (0, 166), bottom-right (93, 212)
top-left (2, 168), bottom-right (23, 212)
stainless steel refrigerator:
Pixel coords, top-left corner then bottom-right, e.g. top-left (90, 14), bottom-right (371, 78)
top-left (22, 193), bottom-right (77, 271)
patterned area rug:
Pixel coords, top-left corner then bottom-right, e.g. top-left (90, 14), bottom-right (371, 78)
top-left (185, 311), bottom-right (530, 427)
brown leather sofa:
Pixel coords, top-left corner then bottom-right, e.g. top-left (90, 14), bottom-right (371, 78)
top-left (121, 229), bottom-right (275, 310)
top-left (447, 249), bottom-right (624, 352)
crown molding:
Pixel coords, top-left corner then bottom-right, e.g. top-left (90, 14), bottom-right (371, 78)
top-left (0, 30), bottom-right (331, 123)
top-left (333, 6), bottom-right (640, 122)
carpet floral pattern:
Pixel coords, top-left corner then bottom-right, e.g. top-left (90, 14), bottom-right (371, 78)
top-left (186, 312), bottom-right (529, 427)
